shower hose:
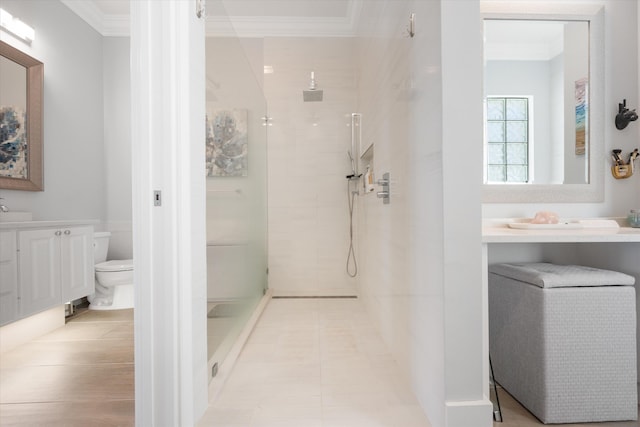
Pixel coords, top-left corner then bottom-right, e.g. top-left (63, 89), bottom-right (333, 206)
top-left (346, 178), bottom-right (358, 277)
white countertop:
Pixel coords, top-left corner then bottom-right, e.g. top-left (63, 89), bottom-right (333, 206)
top-left (0, 219), bottom-right (99, 230)
top-left (483, 218), bottom-right (640, 243)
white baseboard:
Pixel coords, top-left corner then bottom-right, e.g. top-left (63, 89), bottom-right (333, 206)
top-left (445, 398), bottom-right (494, 427)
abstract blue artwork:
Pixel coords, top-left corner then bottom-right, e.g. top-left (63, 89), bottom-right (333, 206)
top-left (0, 106), bottom-right (27, 179)
top-left (206, 109), bottom-right (248, 177)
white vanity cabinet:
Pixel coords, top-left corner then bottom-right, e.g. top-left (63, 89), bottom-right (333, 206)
top-left (0, 221), bottom-right (97, 326)
top-left (59, 226), bottom-right (95, 302)
top-left (0, 230), bottom-right (19, 325)
top-left (18, 226), bottom-right (94, 318)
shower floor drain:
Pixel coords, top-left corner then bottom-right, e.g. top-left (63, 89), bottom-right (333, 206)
top-left (271, 295), bottom-right (357, 299)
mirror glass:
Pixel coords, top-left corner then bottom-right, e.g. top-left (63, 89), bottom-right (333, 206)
top-left (0, 55), bottom-right (27, 177)
top-left (484, 19), bottom-right (589, 185)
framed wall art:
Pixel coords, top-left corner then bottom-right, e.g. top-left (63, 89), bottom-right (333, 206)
top-left (206, 109), bottom-right (248, 177)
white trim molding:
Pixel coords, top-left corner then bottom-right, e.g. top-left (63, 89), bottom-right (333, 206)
top-left (62, 0), bottom-right (363, 38)
top-left (61, 0), bottom-right (130, 36)
top-left (130, 0), bottom-right (207, 425)
top-left (206, 0), bottom-right (363, 38)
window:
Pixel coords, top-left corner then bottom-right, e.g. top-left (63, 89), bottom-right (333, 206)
top-left (486, 97), bottom-right (530, 183)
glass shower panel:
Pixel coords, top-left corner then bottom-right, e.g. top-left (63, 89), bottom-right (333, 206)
top-left (205, 1), bottom-right (268, 378)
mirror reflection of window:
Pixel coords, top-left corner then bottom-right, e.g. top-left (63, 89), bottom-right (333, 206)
top-left (486, 97), bottom-right (530, 183)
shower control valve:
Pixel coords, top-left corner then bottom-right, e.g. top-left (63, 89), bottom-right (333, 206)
top-left (376, 172), bottom-right (390, 205)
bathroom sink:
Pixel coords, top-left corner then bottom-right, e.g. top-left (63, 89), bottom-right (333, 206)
top-left (0, 212), bottom-right (33, 222)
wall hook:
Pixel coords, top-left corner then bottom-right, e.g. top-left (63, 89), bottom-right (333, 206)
top-left (615, 99), bottom-right (638, 130)
top-left (196, 0), bottom-right (205, 19)
top-left (406, 13), bottom-right (415, 38)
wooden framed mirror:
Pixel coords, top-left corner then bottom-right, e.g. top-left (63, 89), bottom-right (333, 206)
top-left (0, 40), bottom-right (43, 191)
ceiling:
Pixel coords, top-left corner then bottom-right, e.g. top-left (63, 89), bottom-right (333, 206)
top-left (61, 0), bottom-right (361, 37)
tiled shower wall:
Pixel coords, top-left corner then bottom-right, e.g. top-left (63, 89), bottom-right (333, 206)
top-left (264, 38), bottom-right (359, 296)
top-left (355, 1), bottom-right (487, 425)
top-left (354, 1), bottom-right (448, 423)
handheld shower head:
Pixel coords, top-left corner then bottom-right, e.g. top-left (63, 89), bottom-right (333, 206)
top-left (303, 71), bottom-right (323, 102)
top-left (347, 150), bottom-right (356, 175)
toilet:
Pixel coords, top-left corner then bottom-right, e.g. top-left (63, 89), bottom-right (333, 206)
top-left (89, 231), bottom-right (134, 310)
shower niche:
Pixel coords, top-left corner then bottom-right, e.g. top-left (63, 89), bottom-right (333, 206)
top-left (350, 113), bottom-right (375, 195)
top-left (361, 147), bottom-right (375, 195)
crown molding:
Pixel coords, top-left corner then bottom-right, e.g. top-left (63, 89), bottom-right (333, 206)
top-left (62, 0), bottom-right (362, 38)
top-left (208, 0), bottom-right (362, 37)
top-left (206, 15), bottom-right (354, 38)
top-left (102, 14), bottom-right (130, 37)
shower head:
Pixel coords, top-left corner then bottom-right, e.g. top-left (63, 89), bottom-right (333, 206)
top-left (303, 90), bottom-right (323, 102)
top-left (303, 71), bottom-right (323, 102)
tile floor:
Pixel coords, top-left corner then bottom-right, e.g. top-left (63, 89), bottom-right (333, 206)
top-left (198, 297), bottom-right (432, 427)
top-left (0, 308), bottom-right (135, 427)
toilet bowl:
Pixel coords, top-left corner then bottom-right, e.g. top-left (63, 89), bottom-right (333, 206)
top-left (89, 232), bottom-right (134, 310)
top-left (90, 260), bottom-right (134, 310)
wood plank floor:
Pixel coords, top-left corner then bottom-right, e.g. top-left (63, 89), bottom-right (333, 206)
top-left (0, 308), bottom-right (134, 427)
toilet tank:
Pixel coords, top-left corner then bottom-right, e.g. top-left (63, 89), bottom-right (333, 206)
top-left (93, 232), bottom-right (111, 264)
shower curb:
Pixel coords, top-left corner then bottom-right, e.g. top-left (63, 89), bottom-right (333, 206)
top-left (205, 289), bottom-right (273, 404)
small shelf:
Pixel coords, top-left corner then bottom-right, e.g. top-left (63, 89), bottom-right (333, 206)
top-left (359, 145), bottom-right (375, 195)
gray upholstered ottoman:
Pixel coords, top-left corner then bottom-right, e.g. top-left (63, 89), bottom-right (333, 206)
top-left (489, 262), bottom-right (637, 424)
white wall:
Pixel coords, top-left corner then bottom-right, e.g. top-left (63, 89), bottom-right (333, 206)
top-left (0, 1), bottom-right (105, 222)
top-left (103, 37), bottom-right (132, 260)
top-left (265, 37), bottom-right (358, 296)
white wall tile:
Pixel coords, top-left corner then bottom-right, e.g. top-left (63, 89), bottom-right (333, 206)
top-left (266, 38), bottom-right (358, 296)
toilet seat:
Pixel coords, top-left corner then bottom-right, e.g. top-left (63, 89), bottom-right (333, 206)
top-left (95, 259), bottom-right (133, 272)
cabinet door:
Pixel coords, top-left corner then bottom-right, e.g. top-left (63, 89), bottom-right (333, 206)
top-left (0, 230), bottom-right (18, 325)
top-left (18, 229), bottom-right (62, 318)
top-left (61, 226), bottom-right (94, 302)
